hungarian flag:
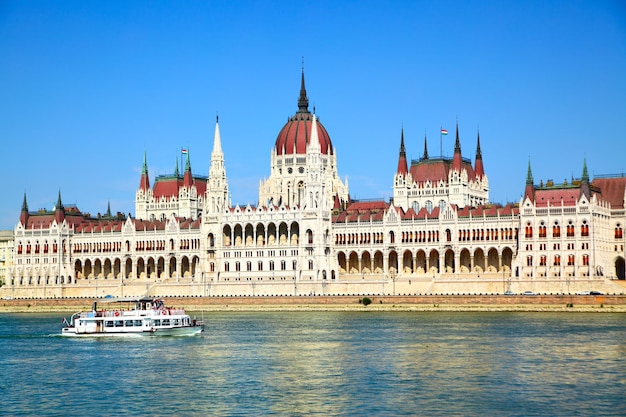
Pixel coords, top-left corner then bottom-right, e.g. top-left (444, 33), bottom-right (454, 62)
top-left (441, 129), bottom-right (448, 135)
top-left (181, 149), bottom-right (188, 154)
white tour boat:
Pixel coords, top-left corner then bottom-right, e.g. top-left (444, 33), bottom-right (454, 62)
top-left (61, 297), bottom-right (204, 337)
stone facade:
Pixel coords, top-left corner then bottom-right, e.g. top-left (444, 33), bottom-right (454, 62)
top-left (2, 72), bottom-right (625, 299)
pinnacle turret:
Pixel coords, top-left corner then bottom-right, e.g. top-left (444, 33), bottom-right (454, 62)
top-left (397, 128), bottom-right (408, 174)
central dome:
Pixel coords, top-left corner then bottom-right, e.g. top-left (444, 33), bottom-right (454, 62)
top-left (274, 71), bottom-right (333, 156)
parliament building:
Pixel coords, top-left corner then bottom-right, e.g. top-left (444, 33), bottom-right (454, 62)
top-left (4, 71), bottom-right (626, 299)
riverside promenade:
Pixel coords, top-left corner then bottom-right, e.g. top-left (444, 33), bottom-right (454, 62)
top-left (1, 294), bottom-right (625, 313)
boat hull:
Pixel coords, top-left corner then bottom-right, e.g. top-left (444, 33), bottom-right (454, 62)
top-left (61, 325), bottom-right (204, 337)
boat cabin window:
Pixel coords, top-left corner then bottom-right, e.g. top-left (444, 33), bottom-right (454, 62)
top-left (162, 319), bottom-right (171, 326)
top-left (125, 320), bottom-right (134, 327)
top-left (105, 321), bottom-right (114, 328)
top-left (114, 320), bottom-right (124, 327)
top-left (134, 320), bottom-right (142, 326)
top-left (173, 319), bottom-right (180, 326)
top-left (153, 319), bottom-right (161, 326)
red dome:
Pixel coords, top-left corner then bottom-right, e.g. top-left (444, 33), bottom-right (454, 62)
top-left (275, 112), bottom-right (333, 155)
top-left (274, 70), bottom-right (333, 156)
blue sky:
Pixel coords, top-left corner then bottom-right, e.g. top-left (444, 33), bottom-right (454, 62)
top-left (1, 1), bottom-right (625, 229)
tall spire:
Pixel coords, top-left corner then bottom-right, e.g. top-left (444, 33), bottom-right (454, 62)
top-left (580, 158), bottom-right (591, 199)
top-left (297, 63), bottom-right (309, 113)
top-left (106, 200), bottom-right (112, 217)
top-left (397, 128), bottom-right (408, 175)
top-left (183, 150), bottom-right (193, 188)
top-left (308, 113), bottom-right (321, 153)
top-left (452, 122), bottom-right (463, 172)
top-left (423, 132), bottom-right (429, 159)
top-left (139, 151), bottom-right (150, 191)
top-left (211, 115), bottom-right (223, 157)
top-left (581, 157), bottom-right (589, 182)
top-left (174, 156), bottom-right (179, 177)
top-left (208, 116), bottom-right (228, 214)
top-left (54, 189), bottom-right (65, 224)
top-left (20, 192), bottom-right (29, 225)
top-left (524, 159), bottom-right (535, 201)
top-left (474, 131), bottom-right (485, 178)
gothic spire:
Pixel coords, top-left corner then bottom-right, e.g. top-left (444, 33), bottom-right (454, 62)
top-left (580, 158), bottom-right (591, 199)
top-left (297, 65), bottom-right (309, 113)
top-left (139, 151), bottom-right (150, 191)
top-left (474, 131), bottom-right (485, 178)
top-left (19, 192), bottom-right (29, 225)
top-left (452, 122), bottom-right (463, 172)
top-left (524, 159), bottom-right (535, 201)
top-left (174, 156), bottom-right (179, 177)
top-left (21, 192), bottom-right (28, 213)
top-left (526, 159), bottom-right (534, 185)
top-left (183, 149), bottom-right (193, 188)
top-left (397, 128), bottom-right (408, 175)
top-left (54, 189), bottom-right (65, 224)
top-left (423, 132), bottom-right (429, 159)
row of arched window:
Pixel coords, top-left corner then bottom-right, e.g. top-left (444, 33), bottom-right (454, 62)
top-left (525, 220), bottom-right (590, 239)
top-left (526, 254), bottom-right (589, 267)
top-left (17, 240), bottom-right (59, 255)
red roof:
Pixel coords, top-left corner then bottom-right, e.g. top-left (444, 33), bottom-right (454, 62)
top-left (274, 112), bottom-right (333, 156)
top-left (533, 187), bottom-right (581, 207)
top-left (593, 176), bottom-right (626, 209)
top-left (409, 158), bottom-right (476, 185)
top-left (152, 176), bottom-right (207, 199)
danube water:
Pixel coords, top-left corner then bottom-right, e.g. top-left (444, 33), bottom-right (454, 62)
top-left (1, 311), bottom-right (624, 416)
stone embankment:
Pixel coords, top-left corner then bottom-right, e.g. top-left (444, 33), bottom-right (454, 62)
top-left (1, 295), bottom-right (625, 313)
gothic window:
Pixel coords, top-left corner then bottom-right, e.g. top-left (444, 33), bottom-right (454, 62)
top-left (539, 222), bottom-right (547, 238)
top-left (439, 200), bottom-right (446, 211)
top-left (581, 220), bottom-right (589, 237)
top-left (540, 255), bottom-right (547, 266)
top-left (411, 201), bottom-right (420, 212)
top-left (426, 200), bottom-right (433, 213)
top-left (582, 254), bottom-right (589, 266)
top-left (554, 255), bottom-right (561, 266)
top-left (526, 256), bottom-right (533, 266)
top-left (525, 223), bottom-right (533, 239)
top-left (615, 224), bottom-right (623, 239)
top-left (553, 222), bottom-right (560, 238)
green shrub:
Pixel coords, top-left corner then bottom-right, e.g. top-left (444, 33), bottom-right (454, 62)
top-left (361, 297), bottom-right (372, 306)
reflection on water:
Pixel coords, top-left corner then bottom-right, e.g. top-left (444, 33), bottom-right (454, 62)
top-left (0, 312), bottom-right (624, 416)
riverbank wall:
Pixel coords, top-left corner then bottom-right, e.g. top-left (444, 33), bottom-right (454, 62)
top-left (2, 294), bottom-right (625, 313)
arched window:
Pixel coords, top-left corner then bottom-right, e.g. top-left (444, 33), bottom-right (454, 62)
top-left (426, 200), bottom-right (433, 213)
top-left (553, 222), bottom-right (560, 238)
top-left (615, 224), bottom-right (623, 239)
top-left (581, 220), bottom-right (589, 237)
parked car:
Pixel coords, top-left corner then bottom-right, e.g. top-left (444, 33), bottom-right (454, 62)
top-left (504, 291), bottom-right (516, 296)
top-left (575, 291), bottom-right (591, 295)
top-left (590, 291), bottom-right (603, 295)
top-left (522, 291), bottom-right (537, 296)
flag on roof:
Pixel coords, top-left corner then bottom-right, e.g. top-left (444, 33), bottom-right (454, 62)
top-left (441, 129), bottom-right (448, 135)
top-left (181, 149), bottom-right (188, 154)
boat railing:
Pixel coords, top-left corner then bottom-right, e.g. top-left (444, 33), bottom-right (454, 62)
top-left (75, 308), bottom-right (187, 319)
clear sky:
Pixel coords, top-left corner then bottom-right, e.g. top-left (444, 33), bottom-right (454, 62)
top-left (1, 1), bottom-right (625, 229)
